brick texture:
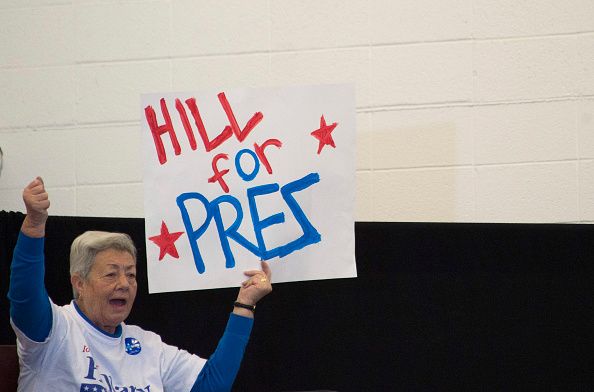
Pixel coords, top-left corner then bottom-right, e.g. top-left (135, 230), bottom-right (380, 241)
top-left (0, 1), bottom-right (592, 223)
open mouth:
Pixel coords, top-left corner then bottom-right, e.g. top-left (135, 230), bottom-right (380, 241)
top-left (109, 299), bottom-right (127, 307)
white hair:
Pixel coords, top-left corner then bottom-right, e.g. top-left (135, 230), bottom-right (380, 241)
top-left (69, 231), bottom-right (137, 298)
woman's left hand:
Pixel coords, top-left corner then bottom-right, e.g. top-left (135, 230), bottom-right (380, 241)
top-left (234, 261), bottom-right (272, 316)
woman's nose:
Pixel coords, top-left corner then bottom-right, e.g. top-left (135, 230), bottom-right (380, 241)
top-left (116, 273), bottom-right (129, 289)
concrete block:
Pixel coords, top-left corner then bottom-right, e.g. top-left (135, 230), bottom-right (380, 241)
top-left (0, 129), bottom-right (76, 190)
top-left (371, 42), bottom-right (472, 106)
top-left (356, 112), bottom-right (372, 170)
top-left (0, 6), bottom-right (74, 67)
top-left (271, 49), bottom-right (370, 108)
top-left (476, 162), bottom-right (578, 222)
top-left (271, 0), bottom-right (368, 50)
top-left (578, 99), bottom-right (594, 159)
top-left (355, 171), bottom-right (373, 221)
top-left (371, 106), bottom-right (474, 169)
top-left (576, 0), bottom-right (594, 32)
top-left (474, 37), bottom-right (577, 102)
top-left (371, 0), bottom-right (472, 44)
top-left (171, 0), bottom-right (269, 56)
top-left (474, 100), bottom-right (577, 164)
top-left (372, 167), bottom-right (475, 222)
top-left (75, 125), bottom-right (142, 185)
top-left (172, 54), bottom-right (270, 91)
top-left (0, 188), bottom-right (23, 213)
top-left (0, 1), bottom-right (70, 10)
top-left (76, 61), bottom-right (171, 124)
top-left (0, 67), bottom-right (74, 128)
top-left (45, 187), bottom-right (77, 216)
top-left (473, 0), bottom-right (584, 38)
top-left (77, 183), bottom-right (144, 218)
top-left (75, 1), bottom-right (170, 62)
top-left (0, 187), bottom-right (74, 214)
top-left (577, 33), bottom-right (594, 96)
top-left (579, 160), bottom-right (594, 221)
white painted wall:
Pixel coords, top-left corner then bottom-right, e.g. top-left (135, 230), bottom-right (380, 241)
top-left (0, 0), bottom-right (593, 223)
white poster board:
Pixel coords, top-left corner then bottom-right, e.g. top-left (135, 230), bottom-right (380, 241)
top-left (141, 84), bottom-right (357, 293)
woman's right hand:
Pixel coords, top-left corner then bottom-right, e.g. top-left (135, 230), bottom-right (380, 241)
top-left (21, 177), bottom-right (50, 238)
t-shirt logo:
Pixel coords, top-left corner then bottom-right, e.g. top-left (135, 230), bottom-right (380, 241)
top-left (82, 354), bottom-right (152, 390)
top-left (80, 383), bottom-right (107, 392)
top-left (125, 337), bottom-right (141, 355)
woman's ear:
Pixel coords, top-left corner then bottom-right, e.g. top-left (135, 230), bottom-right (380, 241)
top-left (71, 274), bottom-right (84, 298)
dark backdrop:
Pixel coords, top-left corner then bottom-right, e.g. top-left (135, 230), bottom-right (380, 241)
top-left (1, 211), bottom-right (592, 391)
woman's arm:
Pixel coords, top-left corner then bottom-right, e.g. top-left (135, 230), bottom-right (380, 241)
top-left (7, 177), bottom-right (52, 342)
top-left (190, 261), bottom-right (273, 391)
top-left (190, 313), bottom-right (253, 392)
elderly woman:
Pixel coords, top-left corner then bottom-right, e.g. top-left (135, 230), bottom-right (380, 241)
top-left (8, 177), bottom-right (272, 391)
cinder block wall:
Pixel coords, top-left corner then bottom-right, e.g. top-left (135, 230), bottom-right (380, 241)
top-left (0, 0), bottom-right (593, 223)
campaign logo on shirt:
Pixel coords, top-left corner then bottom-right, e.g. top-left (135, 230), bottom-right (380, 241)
top-left (125, 337), bottom-right (141, 355)
top-left (80, 383), bottom-right (107, 392)
top-left (83, 356), bottom-right (152, 391)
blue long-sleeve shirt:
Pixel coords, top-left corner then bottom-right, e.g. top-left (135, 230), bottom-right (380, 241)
top-left (8, 231), bottom-right (252, 392)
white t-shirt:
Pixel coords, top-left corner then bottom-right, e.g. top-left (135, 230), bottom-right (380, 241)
top-left (12, 300), bottom-right (206, 392)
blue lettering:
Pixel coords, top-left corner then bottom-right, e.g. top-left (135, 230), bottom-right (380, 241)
top-left (84, 356), bottom-right (97, 380)
top-left (210, 194), bottom-right (260, 268)
top-left (100, 373), bottom-right (114, 392)
top-left (176, 192), bottom-right (212, 274)
top-left (276, 172), bottom-right (321, 257)
top-left (247, 183), bottom-right (285, 259)
top-left (80, 360), bottom-right (151, 392)
top-left (235, 148), bottom-right (260, 181)
top-left (176, 173), bottom-right (321, 274)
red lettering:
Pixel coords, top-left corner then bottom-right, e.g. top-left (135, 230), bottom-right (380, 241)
top-left (175, 99), bottom-right (198, 151)
top-left (185, 97), bottom-right (233, 152)
top-left (218, 92), bottom-right (263, 142)
top-left (254, 139), bottom-right (282, 174)
top-left (208, 153), bottom-right (230, 193)
top-left (144, 92), bottom-right (266, 164)
top-left (144, 98), bottom-right (181, 165)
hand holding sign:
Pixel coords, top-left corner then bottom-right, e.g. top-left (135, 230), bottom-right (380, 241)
top-left (142, 84), bottom-right (357, 293)
top-left (232, 261), bottom-right (273, 318)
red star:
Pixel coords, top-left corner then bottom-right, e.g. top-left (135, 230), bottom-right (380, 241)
top-left (310, 115), bottom-right (338, 154)
top-left (148, 221), bottom-right (184, 261)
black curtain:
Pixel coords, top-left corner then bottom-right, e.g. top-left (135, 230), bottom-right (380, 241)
top-left (1, 211), bottom-right (593, 391)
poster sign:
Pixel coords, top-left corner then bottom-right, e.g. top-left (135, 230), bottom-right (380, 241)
top-left (141, 84), bottom-right (357, 293)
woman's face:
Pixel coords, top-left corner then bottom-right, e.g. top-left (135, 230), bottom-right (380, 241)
top-left (73, 248), bottom-right (137, 334)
